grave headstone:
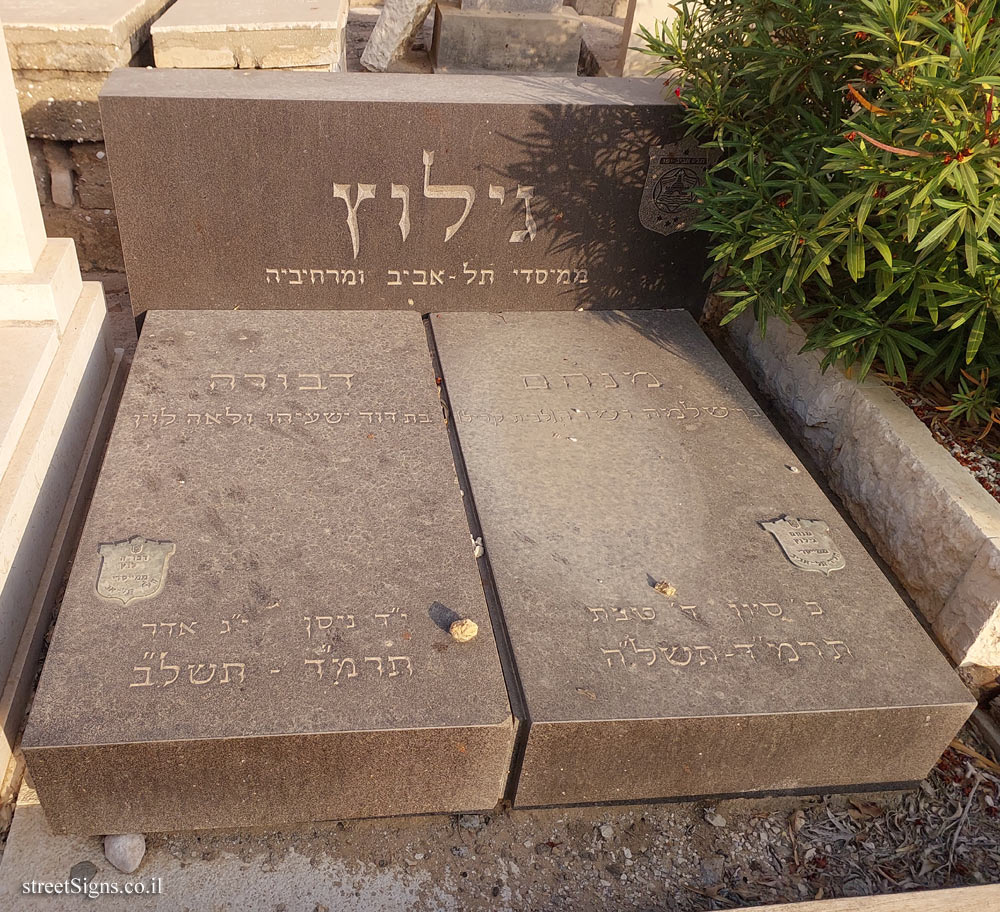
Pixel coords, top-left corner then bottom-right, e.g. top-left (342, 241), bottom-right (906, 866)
top-left (431, 310), bottom-right (975, 806)
top-left (98, 70), bottom-right (709, 317)
top-left (22, 310), bottom-right (515, 834)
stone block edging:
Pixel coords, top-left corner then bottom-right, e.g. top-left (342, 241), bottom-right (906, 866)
top-left (726, 310), bottom-right (1000, 697)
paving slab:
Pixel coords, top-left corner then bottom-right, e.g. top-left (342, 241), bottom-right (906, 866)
top-left (151, 0), bottom-right (349, 70)
top-left (0, 0), bottom-right (174, 71)
top-left (21, 309), bottom-right (514, 835)
top-left (431, 310), bottom-right (975, 806)
top-left (98, 70), bottom-right (708, 316)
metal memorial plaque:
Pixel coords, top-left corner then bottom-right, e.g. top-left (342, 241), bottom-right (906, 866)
top-left (95, 536), bottom-right (176, 605)
top-left (432, 309), bottom-right (973, 807)
top-left (761, 516), bottom-right (846, 576)
top-left (639, 140), bottom-right (711, 236)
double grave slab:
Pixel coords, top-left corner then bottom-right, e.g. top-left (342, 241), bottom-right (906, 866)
top-left (98, 71), bottom-right (709, 317)
top-left (22, 310), bottom-right (515, 834)
top-left (431, 310), bottom-right (975, 806)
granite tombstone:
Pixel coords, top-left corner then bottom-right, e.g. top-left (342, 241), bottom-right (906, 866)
top-left (22, 310), bottom-right (515, 834)
top-left (98, 71), bottom-right (709, 317)
top-left (431, 310), bottom-right (975, 806)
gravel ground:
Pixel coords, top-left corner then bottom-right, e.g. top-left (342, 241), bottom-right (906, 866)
top-left (94, 724), bottom-right (1000, 911)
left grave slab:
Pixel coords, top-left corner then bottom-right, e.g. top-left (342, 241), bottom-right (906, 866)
top-left (22, 309), bottom-right (515, 834)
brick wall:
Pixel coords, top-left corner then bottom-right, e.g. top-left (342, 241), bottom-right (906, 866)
top-left (28, 139), bottom-right (123, 274)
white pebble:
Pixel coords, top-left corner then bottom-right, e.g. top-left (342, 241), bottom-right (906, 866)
top-left (104, 834), bottom-right (146, 873)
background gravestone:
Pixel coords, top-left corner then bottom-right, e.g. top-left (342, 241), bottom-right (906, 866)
top-left (431, 310), bottom-right (975, 806)
top-left (99, 70), bottom-right (709, 317)
top-left (22, 310), bottom-right (515, 835)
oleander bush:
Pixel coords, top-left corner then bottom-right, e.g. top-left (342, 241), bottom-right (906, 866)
top-left (642, 0), bottom-right (1000, 434)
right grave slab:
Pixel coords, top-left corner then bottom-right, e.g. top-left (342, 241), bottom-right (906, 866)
top-left (431, 310), bottom-right (975, 806)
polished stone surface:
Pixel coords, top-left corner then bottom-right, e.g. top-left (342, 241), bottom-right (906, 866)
top-left (99, 70), bottom-right (708, 316)
top-left (22, 310), bottom-right (514, 834)
top-left (431, 310), bottom-right (975, 806)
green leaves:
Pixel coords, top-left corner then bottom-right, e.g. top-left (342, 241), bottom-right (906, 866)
top-left (644, 0), bottom-right (1000, 430)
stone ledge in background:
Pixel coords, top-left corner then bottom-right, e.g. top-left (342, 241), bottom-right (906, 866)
top-left (150, 0), bottom-right (350, 70)
top-left (0, 0), bottom-right (174, 71)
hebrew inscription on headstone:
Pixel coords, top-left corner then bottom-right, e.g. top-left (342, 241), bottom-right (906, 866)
top-left (99, 71), bottom-right (710, 316)
top-left (22, 310), bottom-right (515, 834)
top-left (431, 310), bottom-right (974, 806)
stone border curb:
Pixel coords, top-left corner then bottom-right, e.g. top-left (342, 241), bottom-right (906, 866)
top-left (726, 311), bottom-right (1000, 697)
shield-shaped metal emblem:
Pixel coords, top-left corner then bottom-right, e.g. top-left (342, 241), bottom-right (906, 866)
top-left (639, 141), bottom-right (711, 236)
top-left (96, 536), bottom-right (176, 604)
top-left (760, 516), bottom-right (845, 576)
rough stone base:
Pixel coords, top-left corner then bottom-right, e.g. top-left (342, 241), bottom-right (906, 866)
top-left (726, 311), bottom-right (1000, 697)
top-left (69, 144), bottom-right (114, 209)
top-left (1, 0), bottom-right (173, 71)
top-left (348, 7), bottom-right (434, 72)
top-left (14, 69), bottom-right (107, 142)
top-left (359, 0), bottom-right (436, 71)
top-left (13, 45), bottom-right (153, 143)
top-left (431, 2), bottom-right (582, 74)
top-left (579, 14), bottom-right (625, 76)
top-left (3, 777), bottom-right (1000, 911)
top-left (40, 207), bottom-right (122, 274)
top-left (571, 0), bottom-right (629, 17)
top-left (151, 0), bottom-right (350, 70)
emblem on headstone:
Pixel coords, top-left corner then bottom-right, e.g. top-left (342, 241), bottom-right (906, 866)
top-left (760, 516), bottom-right (845, 576)
top-left (639, 142), bottom-right (710, 236)
top-left (96, 536), bottom-right (176, 605)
